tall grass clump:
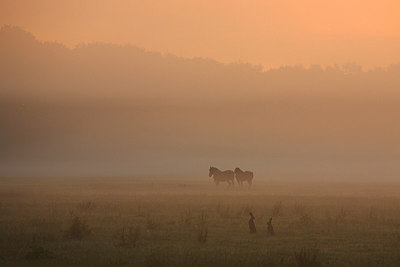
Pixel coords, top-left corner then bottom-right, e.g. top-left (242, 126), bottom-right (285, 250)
top-left (298, 213), bottom-right (313, 226)
top-left (181, 209), bottom-right (193, 226)
top-left (294, 203), bottom-right (306, 216)
top-left (367, 207), bottom-right (379, 224)
top-left (216, 203), bottom-right (231, 219)
top-left (294, 246), bottom-right (320, 267)
top-left (116, 226), bottom-right (141, 248)
top-left (146, 215), bottom-right (158, 231)
top-left (236, 205), bottom-right (252, 217)
top-left (145, 250), bottom-right (170, 267)
top-left (197, 212), bottom-right (208, 243)
top-left (77, 201), bottom-right (96, 212)
top-left (335, 208), bottom-right (347, 225)
top-left (272, 201), bottom-right (283, 216)
top-left (25, 246), bottom-right (54, 260)
top-left (64, 215), bottom-right (91, 240)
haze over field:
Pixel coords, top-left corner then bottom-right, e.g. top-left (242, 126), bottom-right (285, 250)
top-left (3, 3), bottom-right (400, 266)
top-left (1, 0), bottom-right (400, 69)
top-left (1, 25), bottom-right (399, 178)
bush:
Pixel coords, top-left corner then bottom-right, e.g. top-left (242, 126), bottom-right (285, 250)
top-left (65, 215), bottom-right (91, 240)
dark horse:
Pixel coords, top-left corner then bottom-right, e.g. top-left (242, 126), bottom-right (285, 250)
top-left (209, 167), bottom-right (234, 187)
top-left (234, 167), bottom-right (254, 187)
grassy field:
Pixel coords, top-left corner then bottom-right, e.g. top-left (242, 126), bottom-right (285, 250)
top-left (1, 177), bottom-right (400, 266)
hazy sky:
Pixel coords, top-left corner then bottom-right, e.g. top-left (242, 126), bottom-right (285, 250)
top-left (1, 0), bottom-right (399, 69)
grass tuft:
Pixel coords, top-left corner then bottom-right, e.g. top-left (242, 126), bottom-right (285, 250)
top-left (25, 246), bottom-right (54, 260)
top-left (181, 209), bottom-right (193, 226)
top-left (197, 212), bottom-right (208, 243)
top-left (64, 215), bottom-right (91, 240)
top-left (116, 226), bottom-right (141, 248)
top-left (272, 201), bottom-right (283, 216)
top-left (294, 246), bottom-right (320, 267)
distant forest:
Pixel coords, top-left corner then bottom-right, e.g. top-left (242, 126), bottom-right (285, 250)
top-left (1, 26), bottom-right (399, 178)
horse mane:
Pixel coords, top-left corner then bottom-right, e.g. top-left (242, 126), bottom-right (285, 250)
top-left (234, 167), bottom-right (243, 173)
top-left (210, 166), bottom-right (220, 172)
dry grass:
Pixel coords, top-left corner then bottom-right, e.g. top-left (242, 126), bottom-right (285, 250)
top-left (1, 177), bottom-right (400, 266)
top-left (64, 215), bottom-right (91, 240)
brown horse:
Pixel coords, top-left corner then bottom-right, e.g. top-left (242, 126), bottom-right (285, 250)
top-left (209, 167), bottom-right (234, 187)
top-left (234, 167), bottom-right (254, 187)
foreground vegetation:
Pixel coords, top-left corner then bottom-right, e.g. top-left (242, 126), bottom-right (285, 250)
top-left (1, 177), bottom-right (400, 266)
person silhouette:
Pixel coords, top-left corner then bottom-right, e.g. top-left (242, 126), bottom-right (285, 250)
top-left (267, 217), bottom-right (275, 236)
top-left (249, 212), bottom-right (256, 233)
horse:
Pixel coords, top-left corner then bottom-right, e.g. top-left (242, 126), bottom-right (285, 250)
top-left (208, 166), bottom-right (234, 187)
top-left (234, 167), bottom-right (254, 187)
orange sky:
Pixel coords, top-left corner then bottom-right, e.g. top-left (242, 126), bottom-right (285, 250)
top-left (1, 0), bottom-right (399, 69)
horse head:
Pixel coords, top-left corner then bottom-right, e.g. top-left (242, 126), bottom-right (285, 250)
top-left (209, 166), bottom-right (214, 177)
top-left (234, 167), bottom-right (242, 174)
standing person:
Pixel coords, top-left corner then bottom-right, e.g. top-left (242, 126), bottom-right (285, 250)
top-left (267, 217), bottom-right (275, 236)
top-left (249, 213), bottom-right (256, 233)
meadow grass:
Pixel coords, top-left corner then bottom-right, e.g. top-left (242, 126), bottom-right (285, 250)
top-left (1, 177), bottom-right (400, 266)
